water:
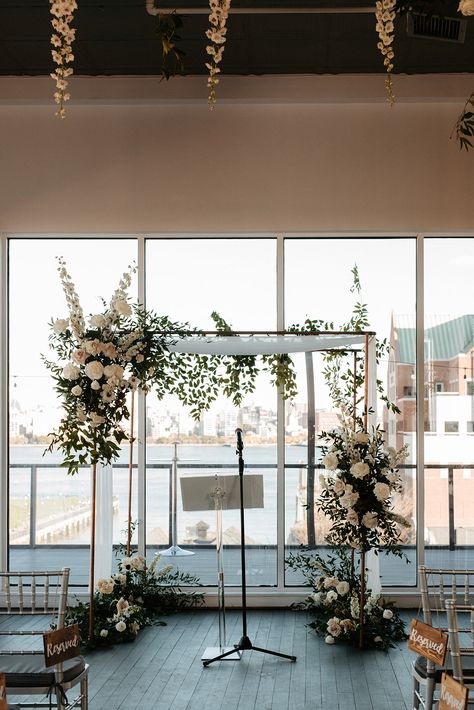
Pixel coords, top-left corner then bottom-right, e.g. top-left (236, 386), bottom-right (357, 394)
top-left (9, 444), bottom-right (314, 546)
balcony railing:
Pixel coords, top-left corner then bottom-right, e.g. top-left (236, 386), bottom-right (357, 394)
top-left (8, 462), bottom-right (472, 552)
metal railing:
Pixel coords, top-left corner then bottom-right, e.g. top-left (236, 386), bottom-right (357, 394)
top-left (7, 461), bottom-right (473, 551)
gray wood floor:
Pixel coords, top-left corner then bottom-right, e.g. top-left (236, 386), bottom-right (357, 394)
top-left (2, 609), bottom-right (415, 710)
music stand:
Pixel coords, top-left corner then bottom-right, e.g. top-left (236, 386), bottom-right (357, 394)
top-left (202, 429), bottom-right (297, 667)
top-left (181, 472), bottom-right (264, 661)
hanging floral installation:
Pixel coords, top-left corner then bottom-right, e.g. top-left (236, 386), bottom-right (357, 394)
top-left (50, 0), bottom-right (77, 119)
top-left (375, 0), bottom-right (396, 106)
top-left (205, 0), bottom-right (232, 109)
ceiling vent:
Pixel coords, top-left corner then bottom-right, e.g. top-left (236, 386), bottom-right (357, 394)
top-left (407, 11), bottom-right (467, 42)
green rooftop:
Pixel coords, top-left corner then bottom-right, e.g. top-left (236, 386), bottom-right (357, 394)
top-left (396, 315), bottom-right (474, 364)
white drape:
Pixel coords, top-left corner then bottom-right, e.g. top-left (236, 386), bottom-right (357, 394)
top-left (92, 463), bottom-right (113, 581)
top-left (168, 334), bottom-right (365, 356)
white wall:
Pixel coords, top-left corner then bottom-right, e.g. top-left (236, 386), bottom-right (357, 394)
top-left (0, 74), bottom-right (473, 233)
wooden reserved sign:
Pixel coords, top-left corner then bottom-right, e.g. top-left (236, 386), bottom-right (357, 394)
top-left (43, 624), bottom-right (81, 668)
top-left (408, 619), bottom-right (448, 665)
top-left (0, 671), bottom-right (7, 710)
top-left (439, 673), bottom-right (468, 710)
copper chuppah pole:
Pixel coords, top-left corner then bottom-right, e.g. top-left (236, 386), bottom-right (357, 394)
top-left (359, 549), bottom-right (365, 649)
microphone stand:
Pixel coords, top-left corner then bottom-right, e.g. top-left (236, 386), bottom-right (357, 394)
top-left (203, 428), bottom-right (297, 667)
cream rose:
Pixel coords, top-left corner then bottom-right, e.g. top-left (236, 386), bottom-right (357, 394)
top-left (325, 635), bottom-right (335, 644)
top-left (374, 482), bottom-right (391, 501)
top-left (326, 590), bottom-right (338, 603)
top-left (323, 576), bottom-right (338, 589)
top-left (340, 489), bottom-right (359, 509)
top-left (90, 314), bottom-right (107, 328)
top-left (104, 364), bottom-right (124, 381)
top-left (383, 609), bottom-right (393, 620)
top-left (336, 581), bottom-right (350, 596)
top-left (346, 509), bottom-right (359, 526)
top-left (327, 617), bottom-right (342, 637)
top-left (71, 385), bottom-right (82, 396)
top-left (102, 342), bottom-right (117, 358)
top-left (72, 349), bottom-right (87, 365)
top-left (116, 598), bottom-right (129, 615)
top-left (333, 479), bottom-right (345, 496)
top-left (323, 452), bottom-right (339, 471)
top-left (362, 511), bottom-right (378, 528)
top-left (459, 0), bottom-right (474, 15)
top-left (350, 462), bottom-right (370, 479)
top-left (114, 299), bottom-right (132, 317)
top-left (53, 318), bottom-right (69, 334)
top-left (115, 621), bottom-right (126, 633)
top-left (84, 360), bottom-right (104, 381)
top-left (100, 629), bottom-right (109, 638)
top-left (62, 363), bottom-right (80, 380)
top-left (353, 431), bottom-right (369, 445)
top-left (96, 577), bottom-right (114, 595)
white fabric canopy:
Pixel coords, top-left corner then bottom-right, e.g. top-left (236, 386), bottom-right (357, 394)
top-left (167, 334), bottom-right (365, 356)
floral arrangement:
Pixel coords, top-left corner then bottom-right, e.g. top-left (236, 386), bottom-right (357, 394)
top-left (375, 0), bottom-right (396, 106)
top-left (66, 549), bottom-right (203, 648)
top-left (205, 0), bottom-right (231, 109)
top-left (317, 416), bottom-right (410, 555)
top-left (50, 0), bottom-right (77, 119)
top-left (286, 547), bottom-right (406, 650)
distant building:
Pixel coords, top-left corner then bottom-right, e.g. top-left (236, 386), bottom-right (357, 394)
top-left (387, 314), bottom-right (474, 545)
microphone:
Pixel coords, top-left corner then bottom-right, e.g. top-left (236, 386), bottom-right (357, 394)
top-left (235, 427), bottom-right (243, 451)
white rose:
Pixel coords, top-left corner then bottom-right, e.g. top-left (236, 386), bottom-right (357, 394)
top-left (374, 636), bottom-right (383, 643)
top-left (325, 635), bottom-right (335, 645)
top-left (333, 479), bottom-right (345, 496)
top-left (104, 364), bottom-right (124, 380)
top-left (53, 318), bottom-right (69, 334)
top-left (459, 0), bottom-right (474, 15)
top-left (100, 629), bottom-right (109, 638)
top-left (90, 314), bottom-right (107, 328)
top-left (383, 609), bottom-right (393, 620)
top-left (326, 590), bottom-right (338, 603)
top-left (323, 452), bottom-right (339, 471)
top-left (71, 385), bottom-right (82, 396)
top-left (362, 511), bottom-right (378, 529)
top-left (374, 482), bottom-right (391, 501)
top-left (327, 617), bottom-right (342, 637)
top-left (89, 412), bottom-right (105, 428)
top-left (84, 361), bottom-right (104, 380)
top-left (115, 621), bottom-right (127, 632)
top-left (91, 380), bottom-right (101, 391)
top-left (336, 581), bottom-right (350, 596)
top-left (102, 342), bottom-right (117, 358)
top-left (353, 431), bottom-right (369, 445)
top-left (84, 339), bottom-right (102, 355)
top-left (350, 462), bottom-right (370, 479)
top-left (114, 300), bottom-right (132, 317)
top-left (62, 363), bottom-right (80, 381)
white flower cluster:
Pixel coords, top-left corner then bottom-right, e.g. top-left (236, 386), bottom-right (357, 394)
top-left (56, 257), bottom-right (85, 339)
top-left (50, 0), bottom-right (77, 118)
top-left (375, 0), bottom-right (396, 106)
top-left (205, 0), bottom-right (231, 109)
top-left (459, 0), bottom-right (474, 15)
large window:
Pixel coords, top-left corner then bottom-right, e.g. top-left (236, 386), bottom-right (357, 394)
top-left (4, 233), bottom-right (474, 594)
top-left (8, 238), bottom-right (137, 585)
top-left (424, 238), bottom-right (474, 569)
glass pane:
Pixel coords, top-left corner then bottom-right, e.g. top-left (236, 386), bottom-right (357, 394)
top-left (145, 238), bottom-right (278, 586)
top-left (9, 238), bottom-right (137, 585)
top-left (425, 238), bottom-right (474, 570)
top-left (284, 237), bottom-right (417, 587)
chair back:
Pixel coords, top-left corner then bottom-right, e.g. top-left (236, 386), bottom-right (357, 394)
top-left (419, 566), bottom-right (474, 631)
top-left (445, 599), bottom-right (474, 686)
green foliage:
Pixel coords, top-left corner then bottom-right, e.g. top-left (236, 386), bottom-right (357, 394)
top-left (156, 12), bottom-right (185, 80)
top-left (286, 546), bottom-right (407, 650)
top-left (453, 91), bottom-right (474, 152)
top-left (66, 547), bottom-right (203, 650)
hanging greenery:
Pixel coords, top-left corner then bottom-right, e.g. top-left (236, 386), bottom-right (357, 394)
top-left (156, 12), bottom-right (185, 80)
top-left (49, 0), bottom-right (77, 118)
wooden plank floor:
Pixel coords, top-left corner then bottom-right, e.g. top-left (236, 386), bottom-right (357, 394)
top-left (1, 610), bottom-right (415, 709)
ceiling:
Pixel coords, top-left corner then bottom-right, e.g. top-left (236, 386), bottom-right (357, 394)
top-left (1, 0), bottom-right (473, 78)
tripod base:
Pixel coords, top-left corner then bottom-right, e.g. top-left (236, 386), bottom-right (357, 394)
top-left (202, 635), bottom-right (296, 667)
top-left (201, 646), bottom-right (242, 661)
